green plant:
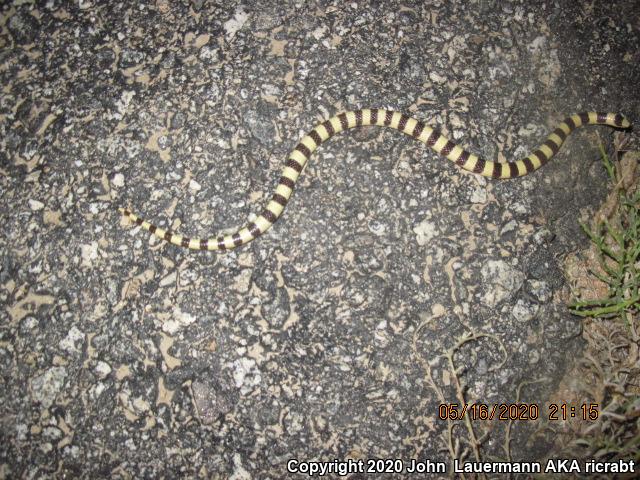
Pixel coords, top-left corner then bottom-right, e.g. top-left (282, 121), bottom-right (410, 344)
top-left (561, 142), bottom-right (639, 475)
top-left (569, 147), bottom-right (639, 324)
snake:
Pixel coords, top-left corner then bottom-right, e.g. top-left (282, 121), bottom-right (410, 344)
top-left (119, 109), bottom-right (631, 251)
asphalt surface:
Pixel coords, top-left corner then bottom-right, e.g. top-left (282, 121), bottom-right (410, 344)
top-left (1, 1), bottom-right (638, 478)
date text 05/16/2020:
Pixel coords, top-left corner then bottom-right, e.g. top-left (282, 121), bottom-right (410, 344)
top-left (437, 402), bottom-right (600, 421)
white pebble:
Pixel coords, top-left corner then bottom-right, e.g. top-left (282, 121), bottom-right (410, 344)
top-left (112, 173), bottom-right (125, 187)
top-left (95, 361), bottom-right (112, 378)
top-left (29, 199), bottom-right (45, 211)
top-left (470, 187), bottom-right (487, 204)
top-left (429, 72), bottom-right (447, 84)
top-left (413, 219), bottom-right (438, 246)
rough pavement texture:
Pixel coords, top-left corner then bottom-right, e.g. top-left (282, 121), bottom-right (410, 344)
top-left (1, 0), bottom-right (638, 478)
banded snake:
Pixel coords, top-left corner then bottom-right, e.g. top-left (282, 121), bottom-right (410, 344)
top-left (119, 109), bottom-right (631, 251)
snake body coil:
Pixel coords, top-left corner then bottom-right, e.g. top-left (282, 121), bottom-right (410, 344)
top-left (119, 109), bottom-right (630, 251)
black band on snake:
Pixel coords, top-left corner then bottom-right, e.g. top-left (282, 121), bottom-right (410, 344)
top-left (119, 109), bottom-right (631, 251)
